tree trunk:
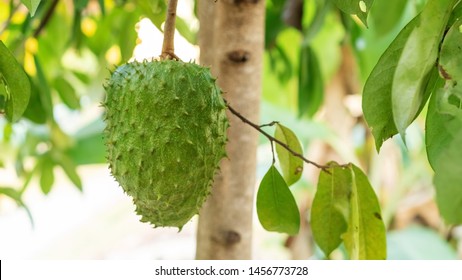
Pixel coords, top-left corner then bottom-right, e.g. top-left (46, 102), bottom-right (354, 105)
top-left (196, 0), bottom-right (265, 259)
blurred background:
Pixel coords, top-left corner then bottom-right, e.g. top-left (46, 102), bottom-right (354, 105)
top-left (0, 0), bottom-right (461, 259)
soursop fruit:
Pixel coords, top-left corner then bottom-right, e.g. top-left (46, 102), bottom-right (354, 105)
top-left (103, 59), bottom-right (228, 229)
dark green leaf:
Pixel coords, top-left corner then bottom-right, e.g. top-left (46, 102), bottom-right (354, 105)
top-left (439, 19), bottom-right (462, 81)
top-left (98, 0), bottom-right (105, 15)
top-left (54, 152), bottom-right (82, 191)
top-left (21, 0), bottom-right (41, 16)
top-left (0, 40), bottom-right (31, 122)
top-left (74, 0), bottom-right (89, 11)
top-left (274, 123), bottom-right (304, 186)
top-left (363, 15), bottom-right (418, 150)
top-left (33, 56), bottom-right (53, 118)
top-left (39, 155), bottom-right (55, 194)
top-left (298, 45), bottom-right (323, 118)
top-left (342, 164), bottom-right (386, 260)
top-left (333, 0), bottom-right (374, 27)
top-left (22, 79), bottom-right (47, 124)
top-left (370, 0), bottom-right (407, 35)
top-left (312, 163), bottom-right (350, 257)
top-left (53, 77), bottom-right (80, 110)
top-left (256, 165), bottom-right (300, 235)
top-left (392, 0), bottom-right (455, 139)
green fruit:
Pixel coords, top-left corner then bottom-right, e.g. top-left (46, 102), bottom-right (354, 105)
top-left (103, 60), bottom-right (228, 229)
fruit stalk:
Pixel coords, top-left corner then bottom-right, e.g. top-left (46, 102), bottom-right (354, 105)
top-left (161, 0), bottom-right (179, 60)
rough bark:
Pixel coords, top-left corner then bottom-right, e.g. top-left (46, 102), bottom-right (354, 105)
top-left (196, 0), bottom-right (265, 259)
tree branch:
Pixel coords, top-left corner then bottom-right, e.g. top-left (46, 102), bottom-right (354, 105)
top-left (33, 0), bottom-right (60, 38)
top-left (160, 0), bottom-right (179, 60)
top-left (225, 99), bottom-right (343, 171)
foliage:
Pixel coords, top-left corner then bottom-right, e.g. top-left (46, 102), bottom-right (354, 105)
top-left (1, 0), bottom-right (461, 260)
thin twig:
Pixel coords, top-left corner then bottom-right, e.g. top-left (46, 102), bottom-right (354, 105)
top-left (224, 99), bottom-right (338, 171)
top-left (160, 0), bottom-right (179, 60)
top-left (33, 0), bottom-right (60, 38)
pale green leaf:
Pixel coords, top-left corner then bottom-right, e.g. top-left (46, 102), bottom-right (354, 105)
top-left (298, 45), bottom-right (324, 118)
top-left (362, 15), bottom-right (419, 150)
top-left (311, 163), bottom-right (350, 257)
top-left (54, 152), bottom-right (82, 191)
top-left (0, 41), bottom-right (31, 122)
top-left (256, 165), bottom-right (300, 235)
top-left (333, 0), bottom-right (374, 27)
top-left (439, 19), bottom-right (462, 81)
top-left (370, 0), bottom-right (407, 35)
top-left (274, 123), bottom-right (304, 186)
top-left (21, 0), bottom-right (41, 16)
top-left (425, 82), bottom-right (455, 170)
top-left (39, 156), bottom-right (55, 195)
top-left (429, 84), bottom-right (462, 224)
top-left (392, 0), bottom-right (456, 140)
top-left (0, 187), bottom-right (34, 226)
top-left (53, 77), bottom-right (80, 110)
top-left (342, 164), bottom-right (386, 260)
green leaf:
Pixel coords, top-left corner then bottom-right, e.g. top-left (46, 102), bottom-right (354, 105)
top-left (274, 123), bottom-right (304, 186)
top-left (22, 79), bottom-right (47, 124)
top-left (256, 165), bottom-right (300, 235)
top-left (342, 164), bottom-right (386, 260)
top-left (298, 45), bottom-right (324, 118)
top-left (439, 19), bottom-right (462, 81)
top-left (33, 56), bottom-right (53, 119)
top-left (392, 0), bottom-right (455, 140)
top-left (428, 84), bottom-right (462, 224)
top-left (388, 226), bottom-right (458, 260)
top-left (362, 16), bottom-right (418, 150)
top-left (0, 187), bottom-right (34, 226)
top-left (333, 0), bottom-right (374, 27)
top-left (54, 152), bottom-right (82, 191)
top-left (39, 155), bottom-right (55, 195)
top-left (53, 77), bottom-right (80, 110)
top-left (311, 163), bottom-right (350, 257)
top-left (370, 0), bottom-right (407, 35)
top-left (65, 117), bottom-right (106, 165)
top-left (21, 0), bottom-right (41, 16)
top-left (425, 82), bottom-right (455, 170)
top-left (0, 40), bottom-right (31, 122)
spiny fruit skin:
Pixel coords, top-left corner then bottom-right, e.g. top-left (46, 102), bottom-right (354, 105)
top-left (103, 60), bottom-right (229, 229)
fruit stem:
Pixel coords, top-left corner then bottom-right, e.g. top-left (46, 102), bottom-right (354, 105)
top-left (161, 0), bottom-right (180, 60)
top-left (225, 99), bottom-right (347, 172)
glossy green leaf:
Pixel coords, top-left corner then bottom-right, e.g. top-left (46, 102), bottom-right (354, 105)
top-left (333, 0), bottom-right (374, 27)
top-left (298, 45), bottom-right (324, 118)
top-left (0, 41), bottom-right (31, 122)
top-left (21, 0), bottom-right (41, 16)
top-left (256, 165), bottom-right (300, 235)
top-left (53, 77), bottom-right (80, 110)
top-left (392, 0), bottom-right (455, 140)
top-left (39, 155), bottom-right (55, 195)
top-left (439, 19), bottom-right (462, 81)
top-left (274, 123), bottom-right (304, 186)
top-left (370, 0), bottom-right (407, 35)
top-left (363, 16), bottom-right (419, 150)
top-left (54, 152), bottom-right (82, 191)
top-left (312, 163), bottom-right (350, 257)
top-left (342, 164), bottom-right (386, 260)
